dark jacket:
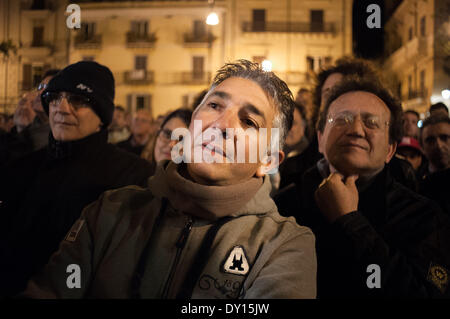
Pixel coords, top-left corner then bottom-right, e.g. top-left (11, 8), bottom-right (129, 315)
top-left (116, 136), bottom-right (145, 156)
top-left (419, 168), bottom-right (450, 216)
top-left (275, 163), bottom-right (450, 298)
top-left (0, 129), bottom-right (154, 297)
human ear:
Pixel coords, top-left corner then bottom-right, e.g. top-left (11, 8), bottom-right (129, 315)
top-left (255, 150), bottom-right (285, 177)
top-left (384, 142), bottom-right (397, 164)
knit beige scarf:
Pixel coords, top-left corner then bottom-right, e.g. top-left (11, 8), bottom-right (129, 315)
top-left (158, 161), bottom-right (264, 220)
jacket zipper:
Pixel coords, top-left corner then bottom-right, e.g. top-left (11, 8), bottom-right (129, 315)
top-left (161, 216), bottom-right (193, 298)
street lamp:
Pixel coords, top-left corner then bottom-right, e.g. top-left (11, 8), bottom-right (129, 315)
top-left (262, 60), bottom-right (272, 72)
top-left (206, 12), bottom-right (219, 26)
top-left (206, 0), bottom-right (219, 26)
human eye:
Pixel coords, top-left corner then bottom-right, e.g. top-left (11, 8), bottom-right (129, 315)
top-left (207, 101), bottom-right (220, 110)
top-left (364, 116), bottom-right (380, 129)
top-left (242, 117), bottom-right (259, 129)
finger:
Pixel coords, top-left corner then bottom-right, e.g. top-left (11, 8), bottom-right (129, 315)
top-left (345, 174), bottom-right (359, 186)
top-left (328, 172), bottom-right (345, 184)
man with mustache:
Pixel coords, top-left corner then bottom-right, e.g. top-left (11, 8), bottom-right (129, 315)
top-left (0, 61), bottom-right (153, 297)
top-left (21, 60), bottom-right (317, 299)
top-left (276, 79), bottom-right (450, 298)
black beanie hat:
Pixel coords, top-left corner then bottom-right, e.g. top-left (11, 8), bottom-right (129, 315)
top-left (41, 61), bottom-right (115, 127)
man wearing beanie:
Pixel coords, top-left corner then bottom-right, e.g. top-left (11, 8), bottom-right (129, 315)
top-left (0, 61), bottom-right (154, 297)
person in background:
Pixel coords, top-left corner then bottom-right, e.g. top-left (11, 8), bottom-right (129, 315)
top-left (295, 88), bottom-right (314, 138)
top-left (419, 115), bottom-right (450, 214)
top-left (276, 78), bottom-right (450, 298)
top-left (402, 110), bottom-right (420, 139)
top-left (29, 69), bottom-right (60, 150)
top-left (429, 102), bottom-right (449, 117)
top-left (141, 108), bottom-right (192, 171)
top-left (276, 102), bottom-right (311, 190)
top-left (116, 109), bottom-right (153, 156)
top-left (108, 105), bottom-right (130, 144)
top-left (0, 61), bottom-right (154, 297)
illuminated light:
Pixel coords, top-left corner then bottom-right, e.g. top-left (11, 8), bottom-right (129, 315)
top-left (261, 60), bottom-right (272, 72)
top-left (206, 12), bottom-right (219, 25)
top-left (417, 120), bottom-right (423, 128)
top-left (442, 89), bottom-right (450, 100)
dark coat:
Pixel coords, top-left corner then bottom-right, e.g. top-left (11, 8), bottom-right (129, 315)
top-left (0, 129), bottom-right (154, 296)
top-left (275, 164), bottom-right (450, 298)
top-left (419, 168), bottom-right (450, 216)
top-left (116, 136), bottom-right (145, 156)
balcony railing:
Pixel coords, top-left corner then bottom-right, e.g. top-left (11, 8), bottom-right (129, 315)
top-left (126, 32), bottom-right (157, 48)
top-left (242, 21), bottom-right (336, 33)
top-left (74, 34), bottom-right (102, 49)
top-left (175, 72), bottom-right (211, 85)
top-left (183, 33), bottom-right (215, 47)
top-left (406, 88), bottom-right (428, 101)
top-left (124, 70), bottom-right (154, 85)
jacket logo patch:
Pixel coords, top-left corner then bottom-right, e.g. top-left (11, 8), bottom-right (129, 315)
top-left (427, 262), bottom-right (449, 293)
top-left (223, 246), bottom-right (249, 276)
top-left (65, 219), bottom-right (85, 242)
top-left (76, 83), bottom-right (93, 93)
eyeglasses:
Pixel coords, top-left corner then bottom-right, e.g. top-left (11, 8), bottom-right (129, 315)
top-left (37, 82), bottom-right (48, 91)
top-left (43, 92), bottom-right (93, 110)
top-left (158, 128), bottom-right (184, 142)
top-left (327, 111), bottom-right (390, 131)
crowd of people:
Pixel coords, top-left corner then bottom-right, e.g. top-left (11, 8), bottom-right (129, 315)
top-left (0, 57), bottom-right (449, 299)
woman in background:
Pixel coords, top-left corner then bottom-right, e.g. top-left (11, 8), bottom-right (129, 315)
top-left (141, 108), bottom-right (192, 169)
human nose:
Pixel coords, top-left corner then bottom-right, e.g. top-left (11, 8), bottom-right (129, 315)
top-left (209, 109), bottom-right (237, 138)
top-left (346, 115), bottom-right (366, 136)
top-left (54, 97), bottom-right (71, 113)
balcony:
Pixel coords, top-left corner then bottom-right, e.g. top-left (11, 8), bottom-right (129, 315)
top-left (175, 72), bottom-right (211, 85)
top-left (241, 21), bottom-right (336, 33)
top-left (126, 32), bottom-right (157, 48)
top-left (74, 34), bottom-right (102, 49)
top-left (183, 33), bottom-right (216, 47)
top-left (124, 70), bottom-right (154, 85)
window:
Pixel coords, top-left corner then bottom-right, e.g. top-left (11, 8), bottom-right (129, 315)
top-left (134, 55), bottom-right (147, 70)
top-left (127, 94), bottom-right (152, 114)
top-left (131, 21), bottom-right (148, 36)
top-left (408, 74), bottom-right (413, 97)
top-left (408, 27), bottom-right (413, 41)
top-left (32, 26), bottom-right (44, 46)
top-left (252, 9), bottom-right (266, 31)
top-left (31, 0), bottom-right (46, 10)
top-left (193, 56), bottom-right (204, 79)
top-left (420, 70), bottom-right (425, 94)
top-left (193, 20), bottom-right (207, 38)
top-left (310, 10), bottom-right (324, 32)
top-left (420, 16), bottom-right (426, 37)
top-left (81, 22), bottom-right (96, 39)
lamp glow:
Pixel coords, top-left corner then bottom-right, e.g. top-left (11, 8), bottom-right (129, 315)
top-left (442, 89), bottom-right (450, 100)
top-left (261, 60), bottom-right (272, 72)
top-left (206, 12), bottom-right (219, 25)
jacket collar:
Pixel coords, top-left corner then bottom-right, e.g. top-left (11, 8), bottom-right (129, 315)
top-left (148, 161), bottom-right (277, 220)
top-left (47, 129), bottom-right (107, 160)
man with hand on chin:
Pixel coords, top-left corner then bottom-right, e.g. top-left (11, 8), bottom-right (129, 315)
top-left (277, 79), bottom-right (450, 298)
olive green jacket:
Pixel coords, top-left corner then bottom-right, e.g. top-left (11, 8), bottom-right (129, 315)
top-left (24, 162), bottom-right (316, 299)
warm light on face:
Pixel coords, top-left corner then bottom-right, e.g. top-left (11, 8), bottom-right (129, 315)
top-left (206, 12), bottom-right (219, 25)
top-left (261, 60), bottom-right (272, 72)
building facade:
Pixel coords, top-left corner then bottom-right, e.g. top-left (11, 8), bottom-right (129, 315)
top-left (1, 0), bottom-right (353, 117)
top-left (383, 0), bottom-right (450, 115)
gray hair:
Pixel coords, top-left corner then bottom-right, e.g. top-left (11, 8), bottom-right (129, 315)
top-left (196, 59), bottom-right (294, 151)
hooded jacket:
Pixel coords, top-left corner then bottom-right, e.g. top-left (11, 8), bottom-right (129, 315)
top-left (23, 161), bottom-right (317, 299)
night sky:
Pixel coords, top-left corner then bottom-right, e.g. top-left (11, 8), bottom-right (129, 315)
top-left (353, 0), bottom-right (386, 60)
